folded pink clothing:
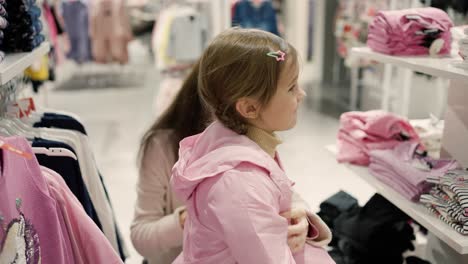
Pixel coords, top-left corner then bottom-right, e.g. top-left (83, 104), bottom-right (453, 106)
top-left (367, 7), bottom-right (453, 55)
top-left (370, 142), bottom-right (458, 187)
top-left (369, 161), bottom-right (430, 201)
top-left (337, 131), bottom-right (403, 165)
top-left (337, 110), bottom-right (420, 165)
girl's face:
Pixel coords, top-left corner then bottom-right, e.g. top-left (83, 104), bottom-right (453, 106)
top-left (257, 59), bottom-right (305, 132)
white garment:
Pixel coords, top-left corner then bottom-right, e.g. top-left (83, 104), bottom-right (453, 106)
top-left (410, 118), bottom-right (444, 158)
top-left (167, 9), bottom-right (207, 62)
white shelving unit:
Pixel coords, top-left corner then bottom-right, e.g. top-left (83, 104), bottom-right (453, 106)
top-left (326, 144), bottom-right (468, 255)
top-left (0, 42), bottom-right (51, 85)
top-left (351, 47), bottom-right (468, 81)
top-left (349, 47), bottom-right (466, 117)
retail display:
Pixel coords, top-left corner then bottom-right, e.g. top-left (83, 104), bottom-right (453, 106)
top-left (367, 7), bottom-right (453, 56)
top-left (0, 76), bottom-right (128, 262)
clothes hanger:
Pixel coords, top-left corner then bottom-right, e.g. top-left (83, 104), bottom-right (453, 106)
top-left (32, 147), bottom-right (78, 160)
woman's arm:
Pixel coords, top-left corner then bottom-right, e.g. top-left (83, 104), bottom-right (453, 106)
top-left (130, 135), bottom-right (184, 259)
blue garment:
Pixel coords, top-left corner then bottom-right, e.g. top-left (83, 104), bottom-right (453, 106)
top-left (61, 1), bottom-right (92, 63)
top-left (34, 113), bottom-right (88, 135)
top-left (232, 0), bottom-right (279, 36)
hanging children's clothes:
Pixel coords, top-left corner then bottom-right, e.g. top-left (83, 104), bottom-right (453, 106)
top-left (153, 5), bottom-right (208, 71)
top-left (0, 136), bottom-right (75, 264)
top-left (0, 109), bottom-right (128, 261)
top-left (89, 0), bottom-right (133, 64)
top-left (232, 0), bottom-right (279, 36)
top-left (61, 0), bottom-right (93, 63)
top-left (171, 121), bottom-right (335, 264)
top-left (42, 167), bottom-right (123, 263)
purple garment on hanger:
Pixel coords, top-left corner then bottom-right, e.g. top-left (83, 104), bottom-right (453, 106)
top-left (0, 137), bottom-right (75, 264)
top-left (61, 1), bottom-right (92, 63)
top-left (367, 7), bottom-right (453, 55)
top-left (369, 142), bottom-right (458, 201)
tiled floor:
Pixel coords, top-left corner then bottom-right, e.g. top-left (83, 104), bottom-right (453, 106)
top-left (37, 39), bottom-right (376, 263)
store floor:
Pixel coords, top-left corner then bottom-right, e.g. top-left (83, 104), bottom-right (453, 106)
top-left (38, 41), bottom-right (376, 264)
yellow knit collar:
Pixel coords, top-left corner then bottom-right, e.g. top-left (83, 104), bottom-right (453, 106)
top-left (246, 126), bottom-right (282, 158)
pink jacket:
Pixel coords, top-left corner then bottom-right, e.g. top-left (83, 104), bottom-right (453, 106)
top-left (170, 121), bottom-right (334, 264)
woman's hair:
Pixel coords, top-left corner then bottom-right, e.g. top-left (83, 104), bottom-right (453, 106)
top-left (139, 61), bottom-right (210, 162)
top-left (197, 27), bottom-right (298, 134)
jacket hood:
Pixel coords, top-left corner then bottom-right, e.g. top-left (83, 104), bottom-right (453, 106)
top-left (170, 121), bottom-right (288, 202)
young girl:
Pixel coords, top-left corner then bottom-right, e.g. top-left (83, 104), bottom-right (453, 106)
top-left (171, 28), bottom-right (334, 263)
top-left (131, 58), bottom-right (318, 263)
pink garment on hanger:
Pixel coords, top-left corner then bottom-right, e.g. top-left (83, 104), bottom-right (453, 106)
top-left (367, 7), bottom-right (453, 55)
top-left (0, 137), bottom-right (75, 264)
top-left (41, 167), bottom-right (123, 264)
top-left (43, 3), bottom-right (59, 58)
top-left (89, 0), bottom-right (133, 64)
top-left (337, 110), bottom-right (420, 166)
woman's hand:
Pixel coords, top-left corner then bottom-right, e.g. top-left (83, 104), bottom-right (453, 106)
top-left (281, 207), bottom-right (309, 253)
top-left (179, 209), bottom-right (188, 229)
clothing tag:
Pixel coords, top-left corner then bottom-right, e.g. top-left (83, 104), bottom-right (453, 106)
top-left (16, 98), bottom-right (36, 118)
top-left (0, 140), bottom-right (32, 159)
top-left (423, 28), bottom-right (440, 35)
top-left (406, 14), bottom-right (421, 20)
top-left (429, 38), bottom-right (444, 56)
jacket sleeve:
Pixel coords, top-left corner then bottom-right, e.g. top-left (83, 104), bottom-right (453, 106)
top-left (130, 134), bottom-right (184, 259)
top-left (291, 192), bottom-right (332, 247)
top-left (208, 169), bottom-right (296, 264)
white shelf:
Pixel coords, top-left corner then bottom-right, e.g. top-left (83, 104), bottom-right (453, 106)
top-left (326, 144), bottom-right (468, 254)
top-left (351, 47), bottom-right (468, 82)
top-left (0, 42), bottom-right (51, 85)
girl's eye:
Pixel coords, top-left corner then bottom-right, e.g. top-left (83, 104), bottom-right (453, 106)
top-left (289, 85), bottom-right (296, 92)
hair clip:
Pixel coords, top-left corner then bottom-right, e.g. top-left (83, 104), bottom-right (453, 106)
top-left (266, 50), bottom-right (286, 62)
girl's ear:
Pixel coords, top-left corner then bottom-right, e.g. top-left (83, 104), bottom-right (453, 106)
top-left (235, 97), bottom-right (261, 120)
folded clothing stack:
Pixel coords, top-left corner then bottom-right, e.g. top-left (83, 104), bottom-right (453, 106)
top-left (369, 142), bottom-right (458, 202)
top-left (337, 110), bottom-right (420, 166)
top-left (420, 169), bottom-right (468, 235)
top-left (367, 7), bottom-right (453, 56)
top-left (1, 0), bottom-right (44, 52)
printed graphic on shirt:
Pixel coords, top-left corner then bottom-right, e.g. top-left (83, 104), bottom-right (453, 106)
top-left (0, 213), bottom-right (41, 264)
